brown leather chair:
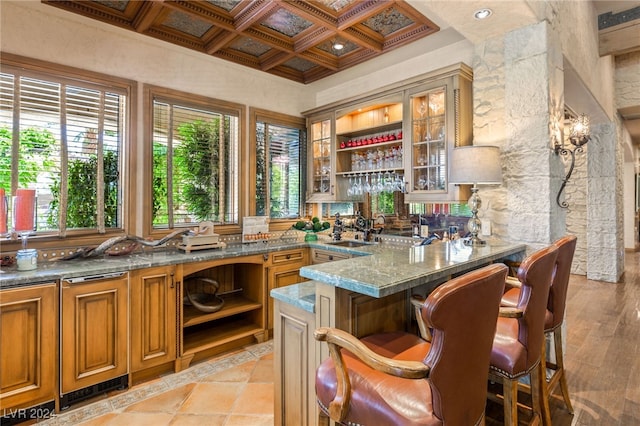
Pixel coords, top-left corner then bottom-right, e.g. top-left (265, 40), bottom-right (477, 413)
top-left (314, 263), bottom-right (508, 425)
top-left (501, 235), bottom-right (577, 415)
top-left (489, 245), bottom-right (559, 426)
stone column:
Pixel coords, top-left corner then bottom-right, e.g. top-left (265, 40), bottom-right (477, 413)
top-left (586, 122), bottom-right (624, 282)
top-left (502, 21), bottom-right (565, 249)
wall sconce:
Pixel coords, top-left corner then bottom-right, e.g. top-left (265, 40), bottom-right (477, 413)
top-left (554, 113), bottom-right (590, 208)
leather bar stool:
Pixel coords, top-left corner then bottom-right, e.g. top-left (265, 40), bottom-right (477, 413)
top-left (314, 263), bottom-right (508, 426)
top-left (489, 245), bottom-right (559, 426)
top-left (501, 235), bottom-right (577, 415)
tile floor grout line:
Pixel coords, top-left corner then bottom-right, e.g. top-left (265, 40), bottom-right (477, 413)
top-left (40, 342), bottom-right (273, 425)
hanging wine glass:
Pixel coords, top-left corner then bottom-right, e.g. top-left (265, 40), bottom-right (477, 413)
top-left (363, 173), bottom-right (371, 193)
top-left (347, 174), bottom-right (354, 198)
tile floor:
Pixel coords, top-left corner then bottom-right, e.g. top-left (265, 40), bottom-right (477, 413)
top-left (41, 342), bottom-right (274, 426)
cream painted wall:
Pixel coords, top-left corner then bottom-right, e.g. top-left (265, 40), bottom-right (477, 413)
top-left (307, 30), bottom-right (473, 108)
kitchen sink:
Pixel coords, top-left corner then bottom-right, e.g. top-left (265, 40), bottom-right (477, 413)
top-left (326, 240), bottom-right (373, 247)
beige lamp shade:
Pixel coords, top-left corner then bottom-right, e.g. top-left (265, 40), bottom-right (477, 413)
top-left (449, 145), bottom-right (502, 185)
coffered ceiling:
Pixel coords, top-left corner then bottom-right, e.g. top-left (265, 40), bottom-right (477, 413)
top-left (42, 0), bottom-right (439, 84)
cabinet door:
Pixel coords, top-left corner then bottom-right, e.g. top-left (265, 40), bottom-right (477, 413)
top-left (0, 283), bottom-right (57, 410)
top-left (403, 66), bottom-right (473, 203)
top-left (130, 266), bottom-right (177, 373)
top-left (267, 262), bottom-right (307, 333)
top-left (61, 274), bottom-right (128, 394)
top-left (307, 113), bottom-right (335, 202)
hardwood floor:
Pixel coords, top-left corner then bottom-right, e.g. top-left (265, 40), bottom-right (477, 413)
top-left (487, 250), bottom-right (640, 425)
top-left (40, 250), bottom-right (639, 425)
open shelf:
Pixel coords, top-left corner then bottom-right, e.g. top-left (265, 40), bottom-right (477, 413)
top-left (183, 294), bottom-right (262, 328)
top-left (336, 120), bottom-right (402, 138)
top-left (182, 318), bottom-right (262, 355)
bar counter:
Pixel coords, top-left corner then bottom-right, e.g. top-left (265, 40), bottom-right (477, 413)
top-left (271, 238), bottom-right (525, 426)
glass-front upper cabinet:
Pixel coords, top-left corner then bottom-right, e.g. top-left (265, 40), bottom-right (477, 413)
top-left (404, 65), bottom-right (473, 203)
top-left (307, 113), bottom-right (334, 202)
top-left (334, 93), bottom-right (404, 200)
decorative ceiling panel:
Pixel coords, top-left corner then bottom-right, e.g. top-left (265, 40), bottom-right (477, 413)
top-left (42, 0), bottom-right (440, 84)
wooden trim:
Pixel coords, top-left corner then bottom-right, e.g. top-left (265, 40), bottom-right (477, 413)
top-left (248, 107), bottom-right (305, 222)
top-left (599, 20), bottom-right (640, 57)
top-left (142, 84), bottom-right (245, 239)
top-left (0, 53), bottom-right (136, 249)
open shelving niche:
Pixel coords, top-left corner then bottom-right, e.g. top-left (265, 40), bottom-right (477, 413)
top-left (179, 255), bottom-right (266, 364)
top-left (334, 95), bottom-right (404, 199)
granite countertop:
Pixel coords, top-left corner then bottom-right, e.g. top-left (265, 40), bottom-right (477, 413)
top-left (299, 238), bottom-right (524, 298)
top-left (0, 237), bottom-right (383, 289)
top-left (0, 240), bottom-right (308, 288)
top-left (270, 238), bottom-right (525, 312)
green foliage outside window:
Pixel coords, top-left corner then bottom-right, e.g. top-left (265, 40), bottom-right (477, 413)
top-left (173, 119), bottom-right (220, 221)
top-left (47, 150), bottom-right (119, 228)
top-left (0, 127), bottom-right (56, 190)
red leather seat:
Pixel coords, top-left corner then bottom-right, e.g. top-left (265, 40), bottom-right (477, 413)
top-left (501, 235), bottom-right (577, 415)
top-left (489, 245), bottom-right (559, 426)
top-left (315, 263), bottom-right (508, 425)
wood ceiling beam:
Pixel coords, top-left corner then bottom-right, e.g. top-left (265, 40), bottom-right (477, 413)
top-left (283, 1), bottom-right (338, 28)
top-left (260, 51), bottom-right (295, 71)
top-left (336, 0), bottom-right (389, 30)
top-left (294, 27), bottom-right (333, 53)
top-left (204, 30), bottom-right (238, 55)
top-left (132, 0), bottom-right (166, 33)
top-left (341, 26), bottom-right (384, 52)
top-left (599, 20), bottom-right (640, 56)
top-left (162, 1), bottom-right (236, 31)
top-left (234, 0), bottom-right (280, 32)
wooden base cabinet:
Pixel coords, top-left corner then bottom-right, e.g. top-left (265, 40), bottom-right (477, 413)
top-left (273, 298), bottom-right (317, 426)
top-left (60, 273), bottom-right (128, 397)
top-left (0, 283), bottom-right (57, 414)
top-left (179, 255), bottom-right (267, 369)
top-left (130, 266), bottom-right (178, 377)
top-left (266, 248), bottom-right (308, 335)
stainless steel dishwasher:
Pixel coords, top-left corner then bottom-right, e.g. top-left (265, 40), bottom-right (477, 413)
top-left (59, 272), bottom-right (129, 409)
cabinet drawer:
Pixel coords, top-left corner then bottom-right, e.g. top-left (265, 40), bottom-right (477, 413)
top-left (271, 249), bottom-right (306, 265)
top-left (311, 249), bottom-right (351, 264)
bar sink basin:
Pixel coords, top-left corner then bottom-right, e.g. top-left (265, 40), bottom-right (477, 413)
top-left (326, 240), bottom-right (373, 247)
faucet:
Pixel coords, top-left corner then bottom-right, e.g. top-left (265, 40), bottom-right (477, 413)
top-left (418, 233), bottom-right (441, 246)
top-left (332, 213), bottom-right (344, 241)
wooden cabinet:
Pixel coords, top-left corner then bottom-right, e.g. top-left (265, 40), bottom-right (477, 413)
top-left (60, 273), bottom-right (128, 397)
top-left (130, 265), bottom-right (177, 377)
top-left (179, 255), bottom-right (266, 369)
top-left (273, 297), bottom-right (317, 426)
top-left (307, 113), bottom-right (335, 202)
top-left (266, 248), bottom-right (308, 335)
top-left (310, 248), bottom-right (351, 264)
top-left (304, 63), bottom-right (473, 205)
top-left (404, 64), bottom-right (473, 203)
top-left (0, 283), bottom-right (57, 414)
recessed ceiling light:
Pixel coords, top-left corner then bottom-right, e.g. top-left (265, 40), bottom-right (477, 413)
top-left (473, 8), bottom-right (493, 20)
top-left (332, 41), bottom-right (344, 51)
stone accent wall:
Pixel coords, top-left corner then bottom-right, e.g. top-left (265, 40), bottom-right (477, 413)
top-left (587, 122), bottom-right (624, 281)
top-left (564, 140), bottom-right (588, 275)
top-left (472, 37), bottom-right (509, 240)
top-left (503, 22), bottom-right (565, 250)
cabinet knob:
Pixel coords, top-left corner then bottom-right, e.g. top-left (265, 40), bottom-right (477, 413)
top-left (170, 272), bottom-right (174, 289)
top-left (329, 255), bottom-right (334, 261)
top-left (286, 254), bottom-right (291, 259)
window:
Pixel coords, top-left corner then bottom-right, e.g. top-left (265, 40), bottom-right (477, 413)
top-left (146, 86), bottom-right (241, 231)
top-left (251, 109), bottom-right (305, 221)
top-left (0, 55), bottom-right (131, 237)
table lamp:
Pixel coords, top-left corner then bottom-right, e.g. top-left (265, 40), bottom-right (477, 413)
top-left (449, 145), bottom-right (502, 246)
